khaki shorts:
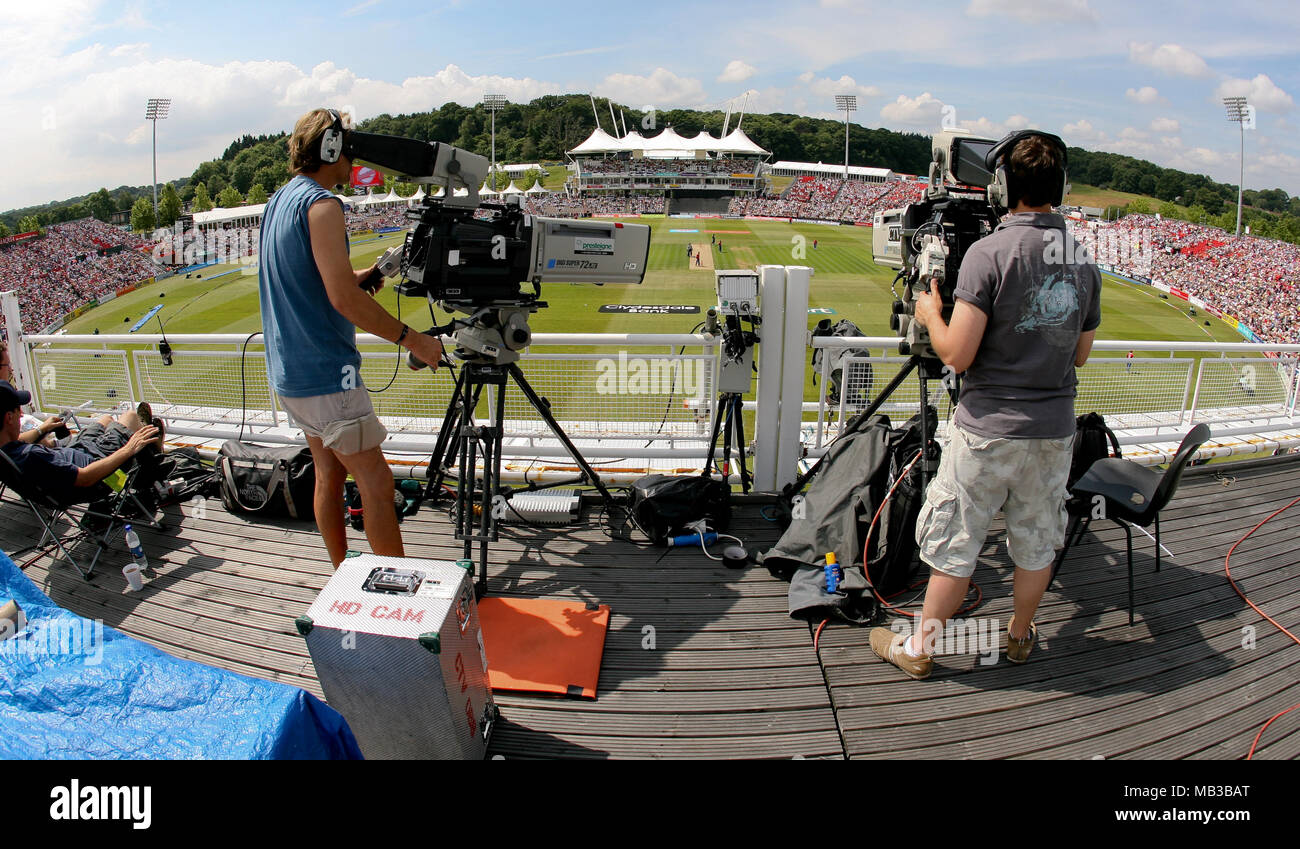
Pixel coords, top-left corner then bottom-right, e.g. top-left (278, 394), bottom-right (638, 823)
top-left (915, 425), bottom-right (1073, 578)
top-left (278, 388), bottom-right (387, 456)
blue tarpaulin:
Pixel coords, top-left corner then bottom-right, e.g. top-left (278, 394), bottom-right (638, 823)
top-left (0, 552), bottom-right (362, 760)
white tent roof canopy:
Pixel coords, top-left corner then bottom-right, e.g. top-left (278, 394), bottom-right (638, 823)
top-left (567, 126), bottom-right (770, 157)
top-left (190, 203), bottom-right (268, 227)
top-left (766, 161), bottom-right (897, 180)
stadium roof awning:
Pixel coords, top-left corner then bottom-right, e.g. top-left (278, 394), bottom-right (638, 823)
top-left (766, 160), bottom-right (895, 179)
top-left (567, 126), bottom-right (771, 157)
top-left (524, 181), bottom-right (548, 194)
top-left (190, 203), bottom-right (268, 226)
top-left (501, 181), bottom-right (524, 195)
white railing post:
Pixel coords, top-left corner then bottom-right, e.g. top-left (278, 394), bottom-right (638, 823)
top-left (752, 265), bottom-right (787, 491)
top-left (777, 266), bottom-right (812, 491)
top-left (1188, 359), bottom-right (1206, 425)
top-left (1, 292), bottom-right (36, 407)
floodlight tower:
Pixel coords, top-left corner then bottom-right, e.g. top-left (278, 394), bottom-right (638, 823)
top-left (835, 95), bottom-right (857, 180)
top-left (1224, 96), bottom-right (1249, 238)
top-left (483, 93), bottom-right (508, 191)
top-left (146, 98), bottom-right (171, 219)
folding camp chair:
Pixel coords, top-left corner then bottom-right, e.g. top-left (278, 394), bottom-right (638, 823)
top-left (0, 450), bottom-right (162, 579)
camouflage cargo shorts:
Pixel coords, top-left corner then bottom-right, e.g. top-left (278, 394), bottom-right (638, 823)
top-left (915, 425), bottom-right (1073, 579)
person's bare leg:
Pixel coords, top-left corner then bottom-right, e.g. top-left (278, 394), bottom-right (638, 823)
top-left (336, 445), bottom-right (403, 560)
top-left (116, 410), bottom-right (142, 431)
top-left (1010, 565), bottom-right (1052, 639)
top-left (305, 435), bottom-right (349, 568)
top-left (910, 570), bottom-right (972, 655)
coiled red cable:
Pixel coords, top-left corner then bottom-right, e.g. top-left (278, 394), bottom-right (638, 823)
top-left (1223, 492), bottom-right (1300, 760)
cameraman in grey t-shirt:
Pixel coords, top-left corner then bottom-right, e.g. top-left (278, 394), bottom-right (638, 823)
top-left (871, 131), bottom-right (1101, 678)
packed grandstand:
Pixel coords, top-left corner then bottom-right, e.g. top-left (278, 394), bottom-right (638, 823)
top-left (3, 177), bottom-right (1300, 345)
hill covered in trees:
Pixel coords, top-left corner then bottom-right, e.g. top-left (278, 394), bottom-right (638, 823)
top-left (5, 94), bottom-right (1298, 244)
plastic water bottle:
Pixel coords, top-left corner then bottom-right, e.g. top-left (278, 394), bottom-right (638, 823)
top-left (124, 524), bottom-right (147, 570)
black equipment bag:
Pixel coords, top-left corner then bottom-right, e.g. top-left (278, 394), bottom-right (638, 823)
top-left (1069, 412), bottom-right (1121, 489)
top-left (217, 441), bottom-right (316, 520)
top-left (629, 474), bottom-right (731, 546)
top-left (140, 446), bottom-right (221, 509)
top-left (762, 410), bottom-right (937, 624)
top-left (810, 318), bottom-right (872, 408)
top-left (865, 411), bottom-right (934, 599)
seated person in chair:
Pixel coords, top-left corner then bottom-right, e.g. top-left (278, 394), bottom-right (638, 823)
top-left (1, 381), bottom-right (164, 504)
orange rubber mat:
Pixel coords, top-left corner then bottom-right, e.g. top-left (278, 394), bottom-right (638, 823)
top-left (477, 597), bottom-right (610, 699)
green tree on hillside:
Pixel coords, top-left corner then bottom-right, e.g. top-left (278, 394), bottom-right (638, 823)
top-left (16, 215), bottom-right (42, 234)
top-left (247, 183), bottom-right (268, 205)
top-left (192, 182), bottom-right (213, 212)
top-left (0, 222), bottom-right (9, 238)
top-left (89, 188), bottom-right (114, 222)
top-left (216, 185), bottom-right (244, 208)
top-left (130, 197), bottom-right (155, 233)
top-left (158, 183), bottom-right (181, 227)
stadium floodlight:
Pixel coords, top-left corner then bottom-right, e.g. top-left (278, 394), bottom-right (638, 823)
top-left (483, 94), bottom-right (508, 190)
top-left (1224, 96), bottom-right (1249, 238)
top-left (835, 95), bottom-right (857, 181)
top-left (145, 98), bottom-right (171, 221)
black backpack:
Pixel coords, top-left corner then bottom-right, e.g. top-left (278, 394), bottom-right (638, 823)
top-left (810, 319), bottom-right (872, 408)
top-left (629, 474), bottom-right (731, 545)
top-left (864, 410), bottom-right (936, 598)
top-left (1069, 412), bottom-right (1121, 489)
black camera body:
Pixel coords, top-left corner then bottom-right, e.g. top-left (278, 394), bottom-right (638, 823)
top-left (396, 199), bottom-right (537, 312)
top-left (887, 194), bottom-right (999, 359)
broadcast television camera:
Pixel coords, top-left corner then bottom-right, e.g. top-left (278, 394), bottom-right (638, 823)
top-left (340, 129), bottom-right (651, 364)
top-left (872, 129), bottom-right (1002, 360)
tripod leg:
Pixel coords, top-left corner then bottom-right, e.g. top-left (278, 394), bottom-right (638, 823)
top-left (732, 394), bottom-right (751, 494)
top-left (424, 364), bottom-right (471, 500)
top-left (508, 364), bottom-right (618, 510)
top-left (720, 394), bottom-right (735, 484)
top-left (784, 355), bottom-right (921, 499)
top-left (704, 391), bottom-right (730, 479)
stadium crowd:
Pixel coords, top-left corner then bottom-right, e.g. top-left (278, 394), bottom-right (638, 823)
top-left (578, 157), bottom-right (757, 176)
top-left (0, 219), bottom-right (159, 332)
top-left (523, 194), bottom-right (665, 216)
top-left (728, 178), bottom-right (925, 223)
top-left (1069, 213), bottom-right (1300, 344)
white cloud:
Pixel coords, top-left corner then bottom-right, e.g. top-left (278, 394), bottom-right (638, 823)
top-left (966, 0), bottom-right (1097, 23)
top-left (959, 114), bottom-right (1035, 138)
top-left (1127, 42), bottom-right (1212, 77)
top-left (795, 71), bottom-right (879, 102)
top-left (344, 0), bottom-right (381, 15)
top-left (1063, 119), bottom-right (1104, 144)
top-left (1125, 86), bottom-right (1161, 104)
top-left (1215, 74), bottom-right (1294, 114)
top-left (5, 57), bottom-right (568, 208)
top-left (880, 92), bottom-right (947, 127)
top-left (718, 60), bottom-right (756, 84)
top-left (1150, 117), bottom-right (1180, 133)
top-left (595, 68), bottom-right (708, 108)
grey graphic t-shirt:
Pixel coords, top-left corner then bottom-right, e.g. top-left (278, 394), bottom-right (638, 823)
top-left (951, 212), bottom-right (1101, 439)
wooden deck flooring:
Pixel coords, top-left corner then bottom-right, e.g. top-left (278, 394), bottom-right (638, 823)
top-left (4, 454), bottom-right (1298, 759)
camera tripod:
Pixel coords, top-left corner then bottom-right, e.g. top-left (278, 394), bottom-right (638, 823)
top-left (423, 356), bottom-right (619, 597)
top-left (783, 353), bottom-right (957, 500)
top-left (703, 392), bottom-right (751, 493)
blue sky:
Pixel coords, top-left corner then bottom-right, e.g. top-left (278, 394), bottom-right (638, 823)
top-left (3, 0), bottom-right (1298, 210)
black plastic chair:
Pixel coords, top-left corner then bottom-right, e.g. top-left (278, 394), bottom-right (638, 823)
top-left (1051, 423), bottom-right (1211, 625)
top-left (0, 449), bottom-right (160, 579)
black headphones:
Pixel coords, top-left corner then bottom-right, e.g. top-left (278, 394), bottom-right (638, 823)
top-left (985, 129), bottom-right (1070, 210)
top-left (319, 109), bottom-right (347, 165)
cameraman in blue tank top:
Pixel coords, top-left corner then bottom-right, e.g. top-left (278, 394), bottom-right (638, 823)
top-left (871, 131), bottom-right (1101, 678)
top-left (259, 108), bottom-right (444, 568)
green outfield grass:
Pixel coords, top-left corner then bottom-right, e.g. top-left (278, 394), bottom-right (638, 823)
top-left (52, 218), bottom-right (1262, 426)
top-left (65, 218), bottom-right (1251, 348)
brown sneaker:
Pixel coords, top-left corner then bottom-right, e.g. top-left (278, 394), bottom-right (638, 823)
top-left (1006, 617), bottom-right (1038, 664)
top-left (869, 626), bottom-right (933, 680)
